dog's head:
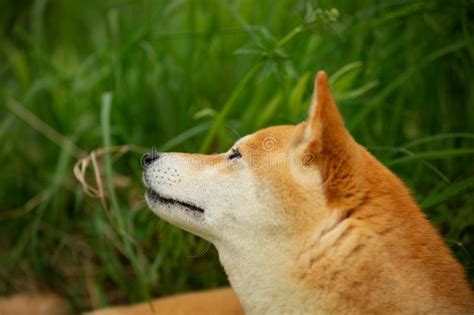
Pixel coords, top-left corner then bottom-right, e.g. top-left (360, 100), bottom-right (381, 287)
top-left (143, 71), bottom-right (364, 248)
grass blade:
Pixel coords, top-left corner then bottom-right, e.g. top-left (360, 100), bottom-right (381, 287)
top-left (422, 177), bottom-right (474, 209)
top-left (387, 149), bottom-right (474, 166)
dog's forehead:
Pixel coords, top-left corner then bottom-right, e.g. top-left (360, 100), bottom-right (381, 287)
top-left (234, 134), bottom-right (253, 147)
top-left (237, 125), bottom-right (295, 151)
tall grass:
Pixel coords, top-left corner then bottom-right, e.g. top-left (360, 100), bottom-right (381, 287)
top-left (1, 0), bottom-right (473, 311)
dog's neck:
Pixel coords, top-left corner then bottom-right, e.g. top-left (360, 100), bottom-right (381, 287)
top-left (216, 244), bottom-right (315, 314)
top-left (213, 211), bottom-right (371, 314)
top-left (215, 230), bottom-right (323, 314)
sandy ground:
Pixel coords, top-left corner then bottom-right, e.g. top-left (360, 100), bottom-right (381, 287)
top-left (0, 293), bottom-right (70, 315)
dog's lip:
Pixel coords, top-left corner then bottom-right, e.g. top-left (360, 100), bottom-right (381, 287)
top-left (146, 189), bottom-right (205, 214)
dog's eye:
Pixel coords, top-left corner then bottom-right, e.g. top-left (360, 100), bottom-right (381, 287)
top-left (228, 148), bottom-right (242, 160)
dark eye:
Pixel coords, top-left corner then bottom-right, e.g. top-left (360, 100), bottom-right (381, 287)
top-left (228, 148), bottom-right (242, 160)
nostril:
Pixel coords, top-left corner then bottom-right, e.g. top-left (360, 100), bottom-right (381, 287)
top-left (142, 152), bottom-right (160, 167)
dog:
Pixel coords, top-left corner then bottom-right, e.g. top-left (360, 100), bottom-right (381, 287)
top-left (94, 71), bottom-right (473, 314)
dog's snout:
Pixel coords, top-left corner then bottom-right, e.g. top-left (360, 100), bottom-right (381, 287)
top-left (142, 151), bottom-right (160, 167)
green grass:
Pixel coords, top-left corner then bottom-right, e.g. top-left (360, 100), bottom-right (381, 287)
top-left (1, 0), bottom-right (474, 312)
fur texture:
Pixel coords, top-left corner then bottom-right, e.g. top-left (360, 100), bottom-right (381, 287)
top-left (100, 71), bottom-right (473, 314)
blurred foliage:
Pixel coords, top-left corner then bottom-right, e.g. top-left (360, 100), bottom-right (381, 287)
top-left (1, 0), bottom-right (473, 312)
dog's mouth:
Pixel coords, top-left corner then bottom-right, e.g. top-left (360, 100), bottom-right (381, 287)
top-left (146, 189), bottom-right (205, 214)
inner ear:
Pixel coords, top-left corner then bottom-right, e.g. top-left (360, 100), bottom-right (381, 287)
top-left (291, 122), bottom-right (310, 147)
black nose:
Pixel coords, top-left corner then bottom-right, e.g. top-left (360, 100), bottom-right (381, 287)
top-left (142, 151), bottom-right (160, 167)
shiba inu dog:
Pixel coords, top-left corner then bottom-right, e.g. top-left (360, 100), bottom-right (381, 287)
top-left (105, 71), bottom-right (473, 315)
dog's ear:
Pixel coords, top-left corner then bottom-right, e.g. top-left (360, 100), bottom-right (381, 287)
top-left (302, 71), bottom-right (362, 207)
top-left (303, 71), bottom-right (349, 156)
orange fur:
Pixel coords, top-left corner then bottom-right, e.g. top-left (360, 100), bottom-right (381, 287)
top-left (297, 73), bottom-right (472, 312)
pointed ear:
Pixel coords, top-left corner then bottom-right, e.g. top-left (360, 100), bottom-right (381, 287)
top-left (303, 71), bottom-right (348, 157)
top-left (302, 71), bottom-right (364, 208)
